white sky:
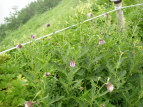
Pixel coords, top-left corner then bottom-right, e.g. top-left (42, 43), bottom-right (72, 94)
top-left (0, 0), bottom-right (37, 24)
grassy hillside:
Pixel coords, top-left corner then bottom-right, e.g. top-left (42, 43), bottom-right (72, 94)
top-left (0, 0), bottom-right (84, 51)
top-left (0, 0), bottom-right (143, 106)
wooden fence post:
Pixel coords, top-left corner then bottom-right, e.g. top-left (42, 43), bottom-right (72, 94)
top-left (111, 0), bottom-right (124, 31)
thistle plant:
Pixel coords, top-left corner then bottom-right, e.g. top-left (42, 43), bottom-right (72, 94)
top-left (0, 0), bottom-right (143, 107)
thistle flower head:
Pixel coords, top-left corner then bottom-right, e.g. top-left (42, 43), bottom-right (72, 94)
top-left (101, 104), bottom-right (106, 107)
top-left (80, 41), bottom-right (84, 44)
top-left (45, 23), bottom-right (50, 27)
top-left (99, 39), bottom-right (105, 44)
top-left (132, 52), bottom-right (135, 54)
top-left (54, 43), bottom-right (58, 45)
top-left (16, 44), bottom-right (22, 49)
top-left (104, 13), bottom-right (108, 17)
top-left (31, 35), bottom-right (36, 39)
top-left (78, 87), bottom-right (84, 91)
top-left (45, 72), bottom-right (50, 76)
top-left (121, 52), bottom-right (124, 55)
top-left (106, 83), bottom-right (114, 92)
top-left (88, 13), bottom-right (93, 18)
top-left (47, 38), bottom-right (50, 40)
top-left (25, 101), bottom-right (33, 107)
top-left (70, 60), bottom-right (75, 67)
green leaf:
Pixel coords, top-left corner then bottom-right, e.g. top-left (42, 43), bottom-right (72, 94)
top-left (72, 80), bottom-right (82, 90)
top-left (118, 70), bottom-right (127, 79)
top-left (91, 54), bottom-right (104, 64)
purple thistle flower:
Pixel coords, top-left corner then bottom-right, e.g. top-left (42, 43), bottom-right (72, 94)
top-left (104, 13), bottom-right (108, 17)
top-left (16, 44), bottom-right (22, 49)
top-left (70, 60), bottom-right (75, 67)
top-left (88, 13), bottom-right (93, 18)
top-left (99, 39), bottom-right (105, 44)
top-left (45, 23), bottom-right (50, 27)
top-left (31, 35), bottom-right (36, 39)
top-left (45, 72), bottom-right (50, 76)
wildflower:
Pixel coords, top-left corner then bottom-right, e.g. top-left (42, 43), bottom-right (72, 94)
top-left (31, 35), bottom-right (36, 39)
top-left (132, 52), bottom-right (135, 54)
top-left (25, 101), bottom-right (33, 107)
top-left (121, 52), bottom-right (124, 55)
top-left (101, 104), bottom-right (106, 107)
top-left (45, 23), bottom-right (50, 27)
top-left (104, 13), bottom-right (108, 17)
top-left (106, 83), bottom-right (114, 92)
top-left (70, 60), bottom-right (76, 67)
top-left (35, 81), bottom-right (39, 83)
top-left (80, 41), bottom-right (84, 44)
top-left (54, 43), bottom-right (58, 45)
top-left (78, 87), bottom-right (84, 91)
top-left (101, 32), bottom-right (105, 35)
top-left (88, 13), bottom-right (93, 18)
top-left (16, 44), bottom-right (22, 49)
top-left (99, 39), bottom-right (105, 44)
top-left (45, 72), bottom-right (50, 76)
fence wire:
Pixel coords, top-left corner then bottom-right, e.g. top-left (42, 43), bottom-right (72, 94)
top-left (0, 2), bottom-right (143, 54)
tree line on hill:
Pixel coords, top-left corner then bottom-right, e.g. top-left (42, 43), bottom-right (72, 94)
top-left (0, 0), bottom-right (62, 42)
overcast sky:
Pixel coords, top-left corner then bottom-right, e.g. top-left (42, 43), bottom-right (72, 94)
top-left (0, 0), bottom-right (37, 24)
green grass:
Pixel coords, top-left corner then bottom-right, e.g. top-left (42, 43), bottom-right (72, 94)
top-left (0, 0), bottom-right (143, 107)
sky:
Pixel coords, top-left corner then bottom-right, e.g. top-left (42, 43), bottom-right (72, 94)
top-left (0, 0), bottom-right (37, 24)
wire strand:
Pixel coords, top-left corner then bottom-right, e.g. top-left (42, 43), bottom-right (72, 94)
top-left (0, 2), bottom-right (143, 54)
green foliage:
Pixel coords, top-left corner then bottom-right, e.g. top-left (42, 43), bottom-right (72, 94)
top-left (0, 0), bottom-right (62, 42)
top-left (0, 0), bottom-right (143, 106)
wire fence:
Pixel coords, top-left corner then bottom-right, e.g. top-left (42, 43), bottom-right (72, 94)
top-left (0, 2), bottom-right (143, 54)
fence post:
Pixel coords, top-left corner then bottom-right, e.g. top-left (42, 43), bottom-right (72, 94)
top-left (111, 0), bottom-right (124, 31)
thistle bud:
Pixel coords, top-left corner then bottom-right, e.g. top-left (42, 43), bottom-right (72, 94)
top-left (101, 104), bottom-right (106, 107)
top-left (88, 13), bottom-right (93, 18)
top-left (47, 38), bottom-right (50, 41)
top-left (25, 101), bottom-right (33, 107)
top-left (106, 83), bottom-right (114, 92)
top-left (31, 35), bottom-right (36, 39)
top-left (16, 44), bottom-right (22, 49)
top-left (99, 39), bottom-right (105, 44)
top-left (78, 87), bottom-right (84, 91)
top-left (70, 60), bottom-right (75, 67)
top-left (104, 13), bottom-right (108, 17)
top-left (121, 52), bottom-right (124, 55)
top-left (45, 72), bottom-right (50, 76)
top-left (132, 52), bottom-right (135, 54)
top-left (45, 23), bottom-right (50, 27)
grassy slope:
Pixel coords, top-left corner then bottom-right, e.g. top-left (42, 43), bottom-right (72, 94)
top-left (0, 0), bottom-right (84, 51)
top-left (0, 0), bottom-right (143, 106)
top-left (0, 0), bottom-right (142, 51)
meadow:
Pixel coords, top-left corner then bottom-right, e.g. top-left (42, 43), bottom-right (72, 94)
top-left (0, 0), bottom-right (143, 106)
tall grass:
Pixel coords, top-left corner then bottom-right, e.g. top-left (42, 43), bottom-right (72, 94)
top-left (0, 0), bottom-right (143, 106)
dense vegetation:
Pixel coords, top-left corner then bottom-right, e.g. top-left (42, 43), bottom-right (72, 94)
top-left (0, 0), bottom-right (62, 42)
top-left (0, 0), bottom-right (143, 107)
